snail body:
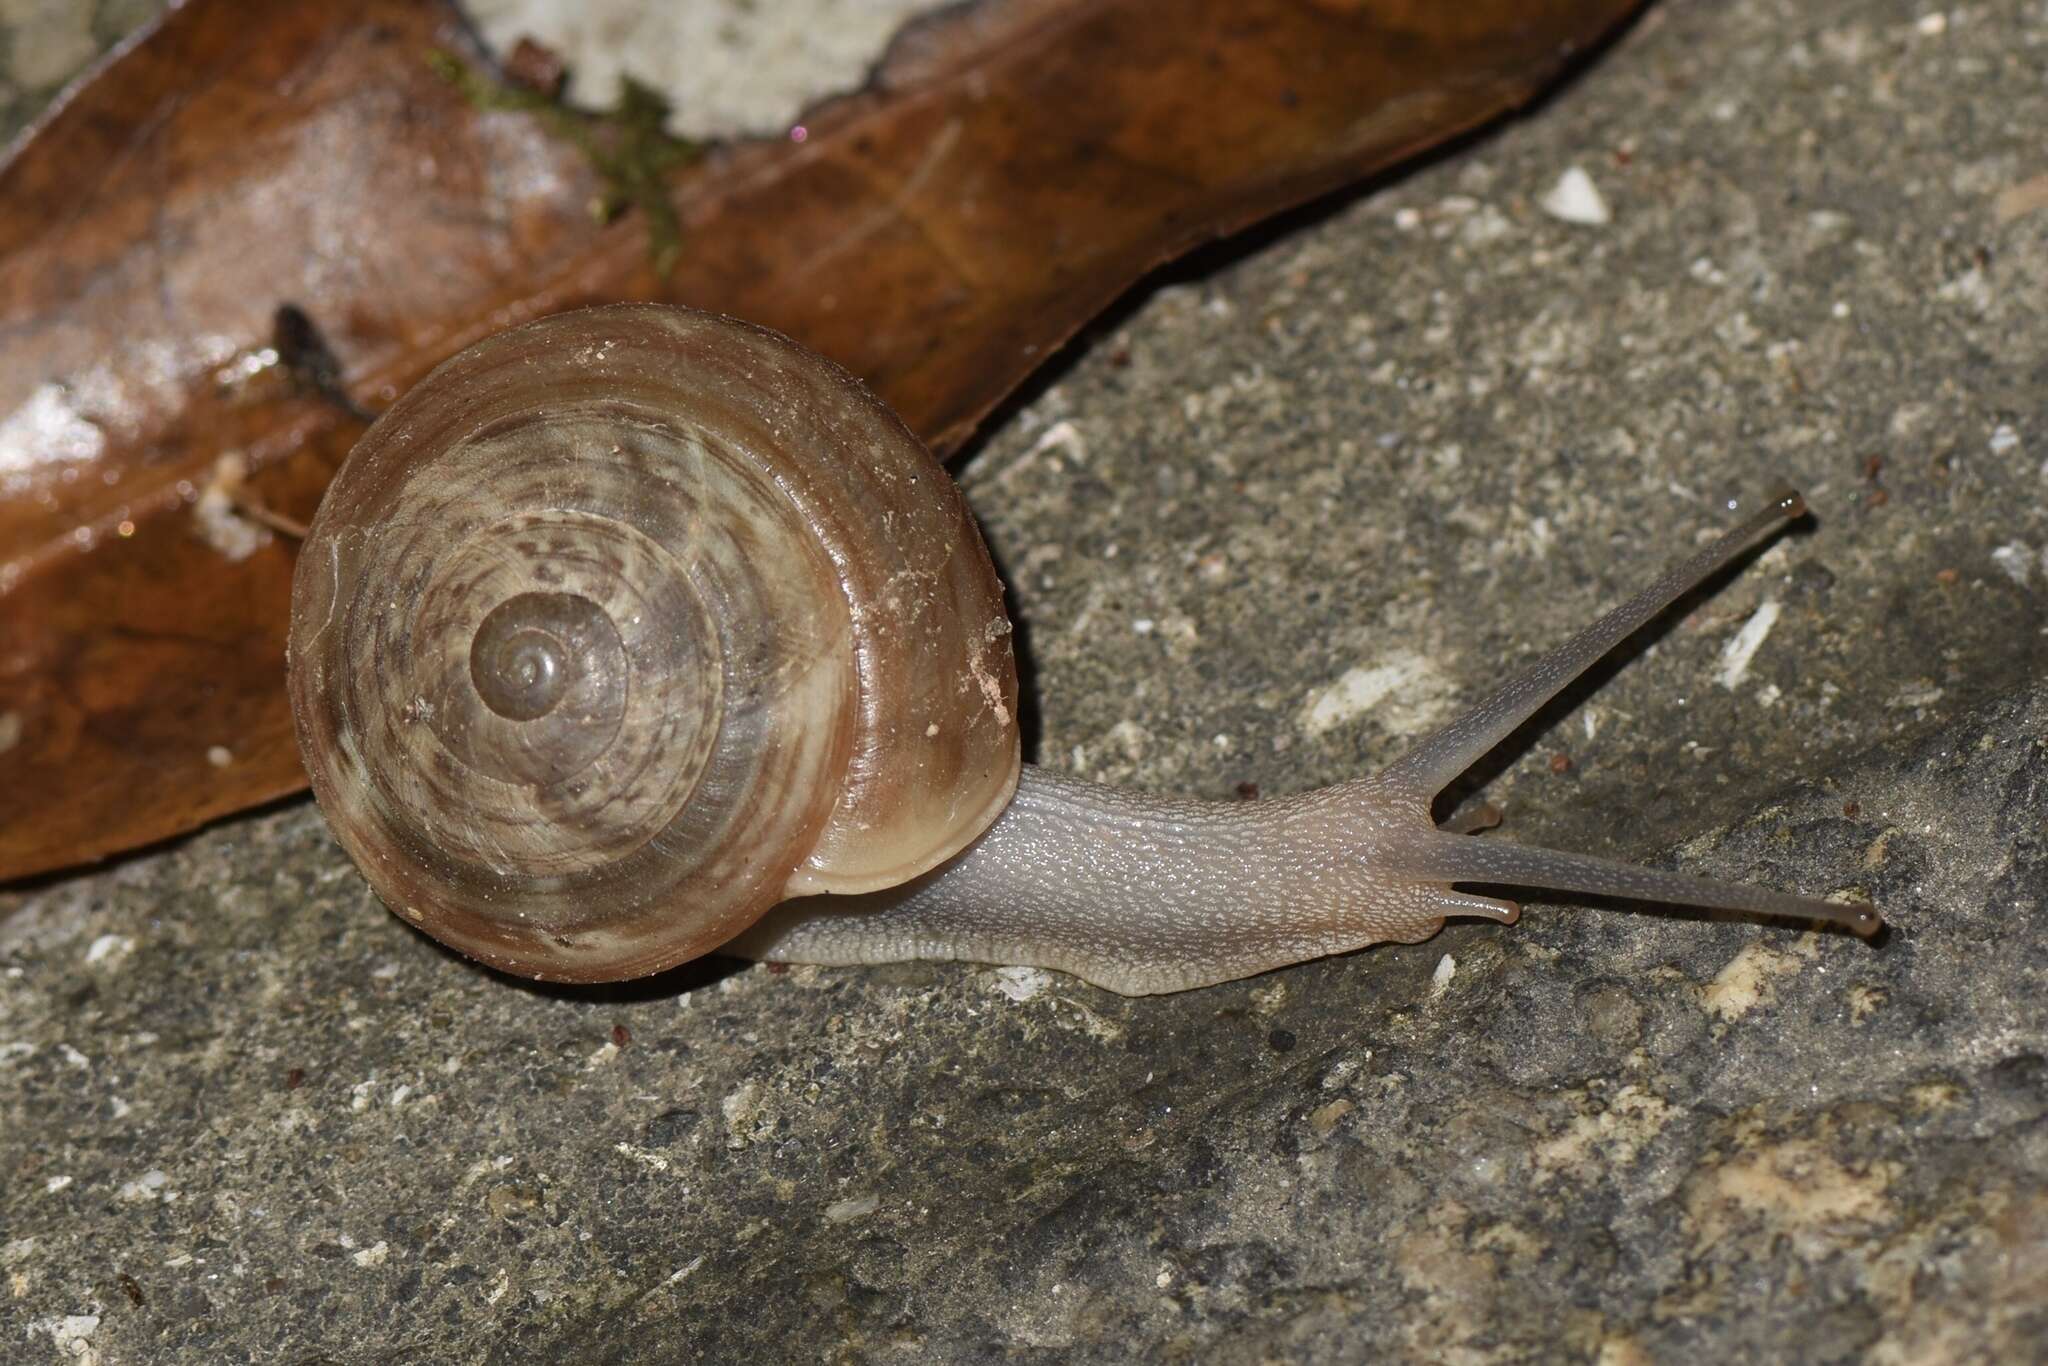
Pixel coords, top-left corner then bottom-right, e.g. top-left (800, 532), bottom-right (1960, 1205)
top-left (288, 304), bottom-right (1877, 995)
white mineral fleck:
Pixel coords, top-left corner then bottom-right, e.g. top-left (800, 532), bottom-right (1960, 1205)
top-left (1540, 166), bottom-right (1611, 226)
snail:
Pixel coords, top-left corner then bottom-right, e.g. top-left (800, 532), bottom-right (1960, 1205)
top-left (287, 303), bottom-right (1880, 995)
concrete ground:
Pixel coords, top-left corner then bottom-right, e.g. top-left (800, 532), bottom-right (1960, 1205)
top-left (4, 0), bottom-right (2045, 1360)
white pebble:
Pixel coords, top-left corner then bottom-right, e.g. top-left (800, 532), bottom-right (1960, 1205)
top-left (990, 966), bottom-right (1052, 1003)
top-left (824, 1194), bottom-right (880, 1224)
top-left (1715, 600), bottom-right (1782, 690)
top-left (1540, 166), bottom-right (1611, 226)
top-left (1301, 651), bottom-right (1450, 738)
top-left (84, 934), bottom-right (134, 966)
top-left (115, 1169), bottom-right (169, 1203)
top-left (1990, 543), bottom-right (2034, 585)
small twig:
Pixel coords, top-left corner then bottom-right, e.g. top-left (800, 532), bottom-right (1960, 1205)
top-left (201, 452), bottom-right (309, 545)
top-left (223, 493), bottom-right (310, 543)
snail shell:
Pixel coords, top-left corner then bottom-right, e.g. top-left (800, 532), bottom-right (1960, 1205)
top-left (288, 305), bottom-right (1019, 981)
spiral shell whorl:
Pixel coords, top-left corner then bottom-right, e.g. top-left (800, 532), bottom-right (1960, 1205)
top-left (289, 306), bottom-right (1019, 981)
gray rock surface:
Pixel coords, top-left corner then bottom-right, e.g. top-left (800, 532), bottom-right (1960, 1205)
top-left (4, 0), bottom-right (2045, 1361)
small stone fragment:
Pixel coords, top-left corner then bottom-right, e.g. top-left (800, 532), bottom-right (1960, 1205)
top-left (1540, 165), bottom-right (1611, 225)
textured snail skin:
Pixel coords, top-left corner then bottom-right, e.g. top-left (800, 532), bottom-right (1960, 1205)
top-left (291, 304), bottom-right (1878, 994)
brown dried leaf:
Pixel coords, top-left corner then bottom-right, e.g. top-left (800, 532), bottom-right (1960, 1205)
top-left (0, 0), bottom-right (1642, 879)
